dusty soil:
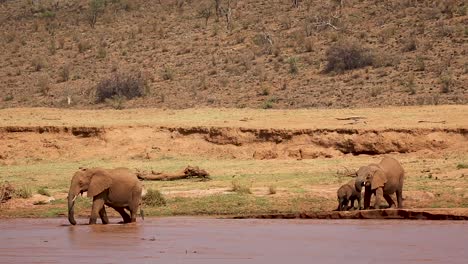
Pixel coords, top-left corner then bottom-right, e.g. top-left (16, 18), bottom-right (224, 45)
top-left (0, 218), bottom-right (467, 263)
top-left (0, 1), bottom-right (467, 109)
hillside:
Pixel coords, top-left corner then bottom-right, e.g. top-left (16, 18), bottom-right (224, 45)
top-left (0, 0), bottom-right (467, 109)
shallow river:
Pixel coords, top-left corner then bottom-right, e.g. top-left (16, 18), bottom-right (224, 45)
top-left (0, 217), bottom-right (467, 263)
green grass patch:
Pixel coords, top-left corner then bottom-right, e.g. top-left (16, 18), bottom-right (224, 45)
top-left (143, 189), bottom-right (167, 206)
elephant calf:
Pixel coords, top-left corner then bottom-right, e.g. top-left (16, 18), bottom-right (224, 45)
top-left (68, 167), bottom-right (143, 225)
top-left (355, 156), bottom-right (405, 209)
top-left (337, 179), bottom-right (362, 211)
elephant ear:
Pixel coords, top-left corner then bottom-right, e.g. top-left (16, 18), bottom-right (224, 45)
top-left (371, 169), bottom-right (387, 190)
top-left (87, 170), bottom-right (112, 197)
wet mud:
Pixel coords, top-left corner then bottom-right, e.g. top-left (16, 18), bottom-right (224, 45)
top-left (0, 217), bottom-right (467, 263)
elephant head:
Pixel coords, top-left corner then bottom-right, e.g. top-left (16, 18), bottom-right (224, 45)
top-left (67, 168), bottom-right (112, 225)
top-left (355, 165), bottom-right (387, 191)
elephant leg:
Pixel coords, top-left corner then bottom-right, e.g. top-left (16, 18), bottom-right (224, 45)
top-left (114, 207), bottom-right (131, 223)
top-left (128, 187), bottom-right (142, 222)
top-left (127, 206), bottom-right (137, 223)
top-left (364, 187), bottom-right (372, 209)
top-left (349, 198), bottom-right (355, 210)
top-left (373, 188), bottom-right (384, 209)
top-left (383, 193), bottom-right (396, 208)
top-left (90, 197), bottom-right (105, 225)
top-left (99, 206), bottom-right (109, 224)
top-left (396, 189), bottom-right (403, 208)
top-left (357, 195), bottom-right (362, 210)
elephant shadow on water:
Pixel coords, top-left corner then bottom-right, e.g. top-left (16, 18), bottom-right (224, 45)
top-left (67, 167), bottom-right (144, 225)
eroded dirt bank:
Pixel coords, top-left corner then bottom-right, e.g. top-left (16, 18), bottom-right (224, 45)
top-left (232, 208), bottom-right (468, 220)
top-left (1, 218), bottom-right (467, 264)
top-left (0, 125), bottom-right (467, 163)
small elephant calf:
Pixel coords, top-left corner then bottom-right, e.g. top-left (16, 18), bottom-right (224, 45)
top-left (337, 179), bottom-right (362, 211)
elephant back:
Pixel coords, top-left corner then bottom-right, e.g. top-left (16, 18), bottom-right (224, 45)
top-left (379, 156), bottom-right (404, 189)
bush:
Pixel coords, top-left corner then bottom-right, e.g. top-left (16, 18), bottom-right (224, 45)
top-left (95, 71), bottom-right (147, 103)
top-left (15, 186), bottom-right (32, 199)
top-left (231, 179), bottom-right (252, 194)
top-left (37, 187), bottom-right (51, 197)
top-left (143, 189), bottom-right (166, 206)
top-left (324, 41), bottom-right (373, 73)
top-left (268, 185), bottom-right (277, 195)
top-left (288, 57), bottom-right (299, 74)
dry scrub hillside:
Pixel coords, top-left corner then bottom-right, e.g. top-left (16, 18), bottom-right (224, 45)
top-left (0, 0), bottom-right (467, 109)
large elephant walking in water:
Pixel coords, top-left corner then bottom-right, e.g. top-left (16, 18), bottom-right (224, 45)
top-left (354, 157), bottom-right (404, 209)
top-left (67, 167), bottom-right (142, 225)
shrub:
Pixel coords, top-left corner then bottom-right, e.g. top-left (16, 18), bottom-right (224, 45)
top-left (95, 71), bottom-right (147, 103)
top-left (401, 37), bottom-right (417, 52)
top-left (31, 56), bottom-right (46, 71)
top-left (78, 40), bottom-right (92, 53)
top-left (3, 94), bottom-right (13, 101)
top-left (37, 74), bottom-right (50, 95)
top-left (1, 182), bottom-right (15, 203)
top-left (59, 64), bottom-right (71, 82)
top-left (15, 186), bottom-right (32, 199)
top-left (268, 185), bottom-right (277, 195)
top-left (288, 57), bottom-right (299, 74)
top-left (439, 73), bottom-right (453, 93)
top-left (231, 179), bottom-right (252, 194)
top-left (161, 66), bottom-right (174, 81)
top-left (143, 189), bottom-right (166, 206)
top-left (457, 163), bottom-right (468, 169)
top-left (37, 187), bottom-right (51, 197)
top-left (88, 0), bottom-right (105, 28)
top-left (324, 41), bottom-right (373, 73)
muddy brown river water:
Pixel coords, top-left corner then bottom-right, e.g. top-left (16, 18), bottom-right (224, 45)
top-left (0, 217), bottom-right (467, 263)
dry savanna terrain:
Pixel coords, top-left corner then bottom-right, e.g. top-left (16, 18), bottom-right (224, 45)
top-left (0, 0), bottom-right (467, 109)
top-left (0, 106), bottom-right (467, 218)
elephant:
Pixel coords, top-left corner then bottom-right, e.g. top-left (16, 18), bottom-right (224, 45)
top-left (354, 156), bottom-right (404, 209)
top-left (336, 179), bottom-right (362, 211)
top-left (67, 167), bottom-right (143, 225)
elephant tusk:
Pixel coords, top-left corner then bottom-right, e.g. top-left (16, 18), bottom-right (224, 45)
top-left (72, 195), bottom-right (77, 203)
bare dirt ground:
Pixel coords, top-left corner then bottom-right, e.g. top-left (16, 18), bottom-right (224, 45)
top-left (0, 106), bottom-right (467, 218)
top-left (1, 218), bottom-right (468, 263)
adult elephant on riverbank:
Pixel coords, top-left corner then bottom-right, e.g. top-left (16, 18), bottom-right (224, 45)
top-left (355, 157), bottom-right (404, 209)
top-left (67, 167), bottom-right (142, 225)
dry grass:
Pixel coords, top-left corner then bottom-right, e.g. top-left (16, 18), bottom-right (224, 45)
top-left (1, 106), bottom-right (466, 129)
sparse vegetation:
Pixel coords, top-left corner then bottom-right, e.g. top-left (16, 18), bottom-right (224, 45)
top-left (268, 185), bottom-right (277, 195)
top-left (31, 56), bottom-right (46, 72)
top-left (78, 39), bottom-right (92, 53)
top-left (59, 64), bottom-right (71, 82)
top-left (457, 163), bottom-right (468, 169)
top-left (37, 187), bottom-right (51, 197)
top-left (14, 186), bottom-right (32, 199)
top-left (143, 189), bottom-right (167, 207)
top-left (324, 41), bottom-right (373, 73)
top-left (88, 0), bottom-right (105, 28)
top-left (440, 73), bottom-right (454, 93)
top-left (231, 179), bottom-right (252, 194)
top-left (37, 74), bottom-right (50, 96)
top-left (288, 57), bottom-right (299, 74)
top-left (162, 66), bottom-right (174, 81)
top-left (95, 71), bottom-right (147, 103)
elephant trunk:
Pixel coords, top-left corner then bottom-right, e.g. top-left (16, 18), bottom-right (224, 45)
top-left (355, 178), bottom-right (364, 193)
top-left (67, 189), bottom-right (79, 225)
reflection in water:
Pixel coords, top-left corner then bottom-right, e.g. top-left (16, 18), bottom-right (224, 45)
top-left (0, 218), bottom-right (467, 264)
